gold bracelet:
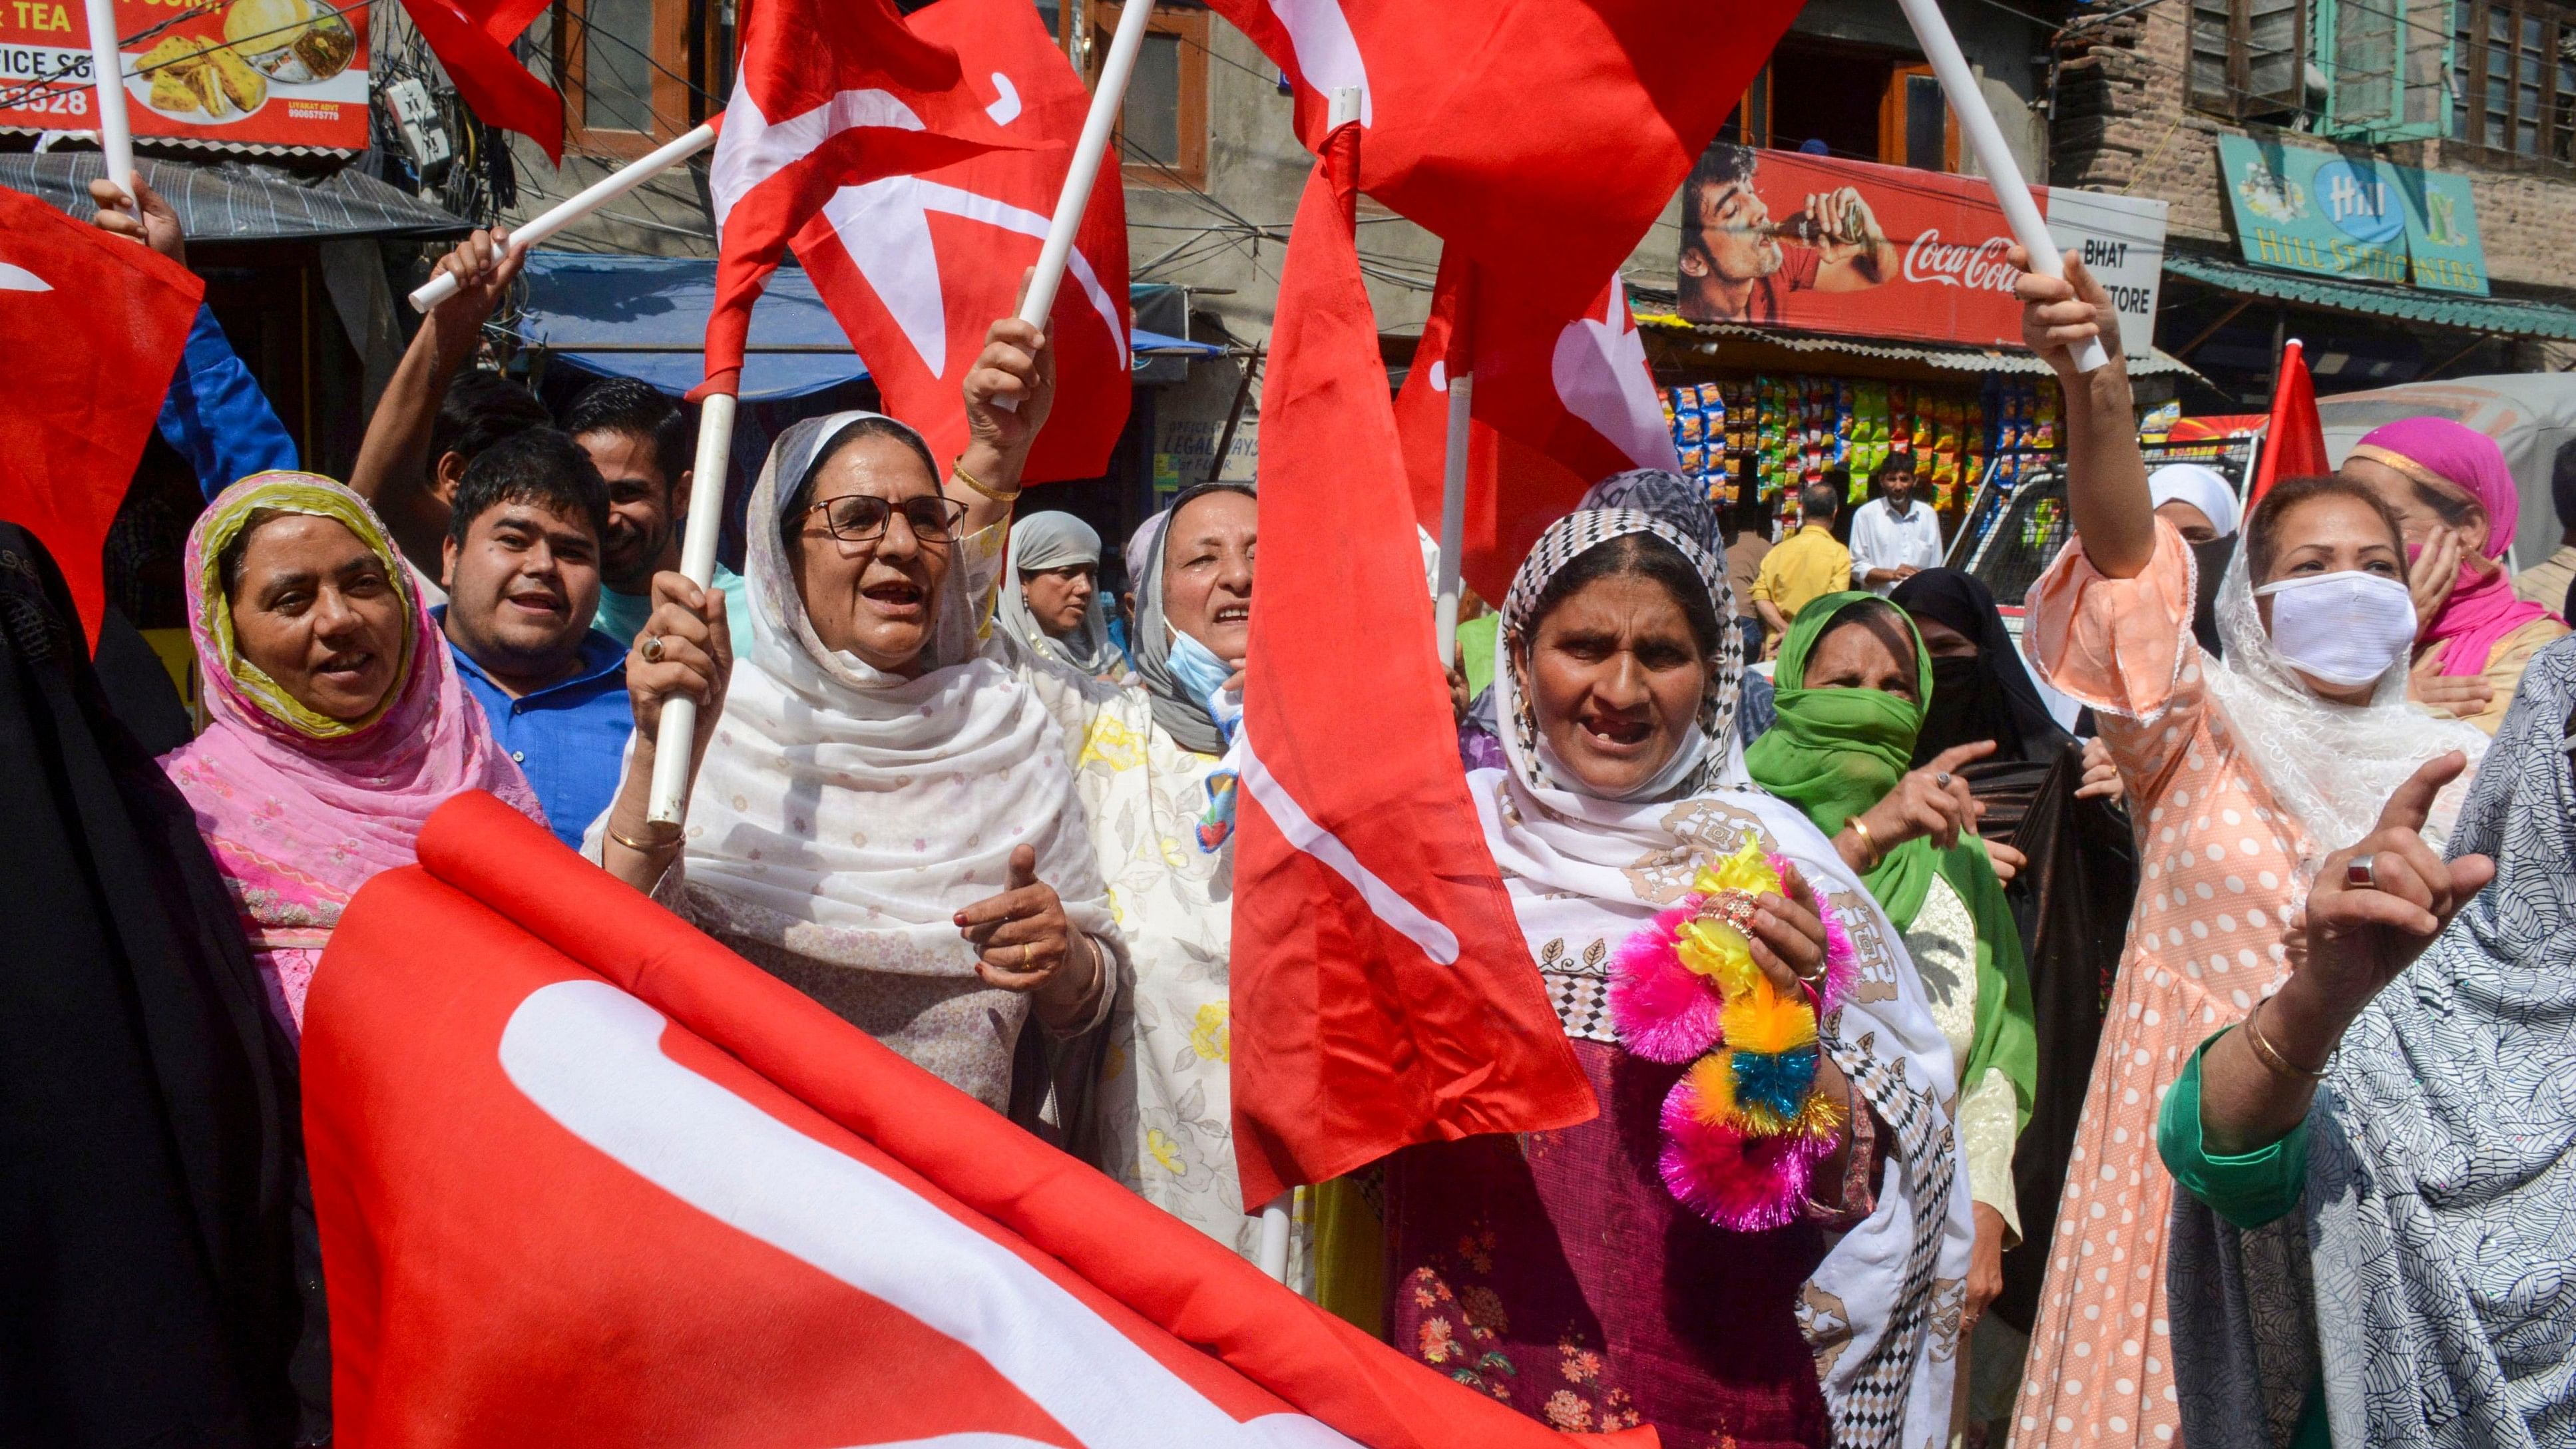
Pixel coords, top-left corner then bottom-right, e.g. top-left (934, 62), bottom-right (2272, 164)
top-left (951, 457), bottom-right (1020, 503)
top-left (1846, 815), bottom-right (1879, 868)
top-left (2241, 997), bottom-right (2328, 1082)
top-left (607, 821), bottom-right (680, 855)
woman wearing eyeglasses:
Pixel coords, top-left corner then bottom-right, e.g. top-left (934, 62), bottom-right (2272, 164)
top-left (592, 325), bottom-right (1128, 1155)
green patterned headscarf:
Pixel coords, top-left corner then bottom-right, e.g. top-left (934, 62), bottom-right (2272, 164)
top-left (1747, 591), bottom-right (2035, 1127)
top-left (189, 470), bottom-right (418, 738)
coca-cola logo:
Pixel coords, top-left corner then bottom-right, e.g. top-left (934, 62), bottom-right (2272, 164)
top-left (1902, 230), bottom-right (2022, 293)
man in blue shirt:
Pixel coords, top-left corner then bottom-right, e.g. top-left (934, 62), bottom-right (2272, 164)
top-left (438, 427), bottom-right (633, 849)
top-left (563, 377), bottom-right (754, 650)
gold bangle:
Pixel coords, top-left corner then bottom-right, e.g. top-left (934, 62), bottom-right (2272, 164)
top-left (951, 457), bottom-right (1020, 503)
top-left (608, 821), bottom-right (680, 855)
top-left (2241, 997), bottom-right (2328, 1082)
top-left (1846, 815), bottom-right (1879, 867)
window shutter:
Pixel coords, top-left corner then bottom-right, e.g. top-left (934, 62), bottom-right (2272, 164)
top-left (2192, 0), bottom-right (2308, 120)
top-left (2320, 0), bottom-right (2453, 138)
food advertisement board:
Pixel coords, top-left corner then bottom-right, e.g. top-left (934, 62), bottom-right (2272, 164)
top-left (1673, 143), bottom-right (2168, 358)
top-left (1, 0), bottom-right (369, 151)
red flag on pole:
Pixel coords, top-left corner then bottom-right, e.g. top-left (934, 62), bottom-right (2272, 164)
top-left (1200, 0), bottom-right (1801, 311)
top-left (790, 0), bottom-right (1132, 483)
top-left (696, 0), bottom-right (1024, 398)
top-left (307, 792), bottom-right (1643, 1448)
top-left (397, 0), bottom-right (565, 163)
top-left (1394, 250), bottom-right (1681, 604)
top-left (0, 185), bottom-right (201, 648)
top-left (2250, 337), bottom-right (2328, 505)
top-left (1229, 127), bottom-right (1594, 1211)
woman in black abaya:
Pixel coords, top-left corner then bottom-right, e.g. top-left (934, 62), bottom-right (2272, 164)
top-left (0, 523), bottom-right (307, 1447)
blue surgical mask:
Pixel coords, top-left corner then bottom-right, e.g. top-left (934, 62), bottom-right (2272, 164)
top-left (1166, 628), bottom-right (1243, 744)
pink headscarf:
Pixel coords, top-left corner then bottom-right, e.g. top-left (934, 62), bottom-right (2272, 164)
top-left (159, 473), bottom-right (540, 1038)
top-left (2350, 417), bottom-right (2563, 676)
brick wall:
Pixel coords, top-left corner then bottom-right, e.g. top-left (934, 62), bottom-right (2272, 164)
top-left (2047, 1), bottom-right (2576, 294)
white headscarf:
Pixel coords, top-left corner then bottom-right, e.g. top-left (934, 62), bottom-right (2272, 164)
top-left (2148, 463), bottom-right (2241, 538)
top-left (2203, 512), bottom-right (2485, 873)
top-left (666, 411), bottom-right (1116, 979)
top-left (999, 511), bottom-right (1122, 677)
top-left (1478, 509), bottom-right (1972, 1449)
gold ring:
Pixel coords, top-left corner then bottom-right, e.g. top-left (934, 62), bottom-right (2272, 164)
top-left (1019, 942), bottom-right (1032, 970)
top-left (640, 634), bottom-right (664, 664)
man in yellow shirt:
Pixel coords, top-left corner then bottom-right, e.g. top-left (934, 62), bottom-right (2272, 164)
top-left (1749, 482), bottom-right (1851, 658)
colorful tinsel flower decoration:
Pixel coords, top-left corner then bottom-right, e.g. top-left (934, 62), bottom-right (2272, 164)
top-left (1606, 833), bottom-right (1859, 1231)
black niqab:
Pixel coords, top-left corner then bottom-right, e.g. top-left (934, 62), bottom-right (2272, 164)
top-left (1891, 568), bottom-right (2070, 766)
top-left (0, 524), bottom-right (302, 1447)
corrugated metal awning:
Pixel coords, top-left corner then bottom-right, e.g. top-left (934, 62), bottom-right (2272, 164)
top-left (0, 151), bottom-right (466, 242)
top-left (1635, 312), bottom-right (2203, 378)
top-left (2163, 251), bottom-right (2576, 340)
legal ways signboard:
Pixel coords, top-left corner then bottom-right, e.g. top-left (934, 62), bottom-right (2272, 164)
top-left (1, 0), bottom-right (369, 151)
top-left (2214, 134), bottom-right (2488, 295)
top-left (1673, 142), bottom-right (2169, 358)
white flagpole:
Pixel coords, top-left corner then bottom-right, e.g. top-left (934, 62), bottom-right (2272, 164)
top-left (1890, 0), bottom-right (2108, 374)
top-left (645, 389), bottom-right (738, 825)
top-left (82, 0), bottom-right (133, 203)
top-left (991, 0), bottom-right (1156, 411)
top-left (408, 122), bottom-right (721, 312)
top-left (1434, 366), bottom-right (1471, 667)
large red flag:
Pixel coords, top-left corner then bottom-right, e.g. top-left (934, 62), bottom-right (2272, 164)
top-left (1394, 252), bottom-right (1680, 604)
top-left (1201, 0), bottom-right (1801, 311)
top-left (697, 0), bottom-right (1024, 397)
top-left (307, 793), bottom-right (1645, 1448)
top-left (790, 0), bottom-right (1132, 483)
top-left (2251, 337), bottom-right (2328, 505)
top-left (397, 0), bottom-right (564, 163)
top-left (0, 185), bottom-right (201, 648)
top-left (1229, 128), bottom-right (1594, 1211)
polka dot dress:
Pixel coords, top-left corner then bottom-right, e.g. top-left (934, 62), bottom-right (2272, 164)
top-left (2011, 527), bottom-right (2310, 1448)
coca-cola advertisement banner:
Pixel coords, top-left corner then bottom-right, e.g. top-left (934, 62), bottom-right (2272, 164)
top-left (1674, 144), bottom-right (2166, 357)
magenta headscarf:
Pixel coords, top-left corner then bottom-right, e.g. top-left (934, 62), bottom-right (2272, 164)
top-left (159, 472), bottom-right (540, 1038)
top-left (2349, 417), bottom-right (2563, 676)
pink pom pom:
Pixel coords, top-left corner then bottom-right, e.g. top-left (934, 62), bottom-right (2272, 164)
top-left (1657, 1072), bottom-right (1828, 1232)
top-left (1608, 902), bottom-right (1721, 1064)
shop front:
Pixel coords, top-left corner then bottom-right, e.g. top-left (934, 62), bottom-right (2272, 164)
top-left (1651, 143), bottom-right (2185, 559)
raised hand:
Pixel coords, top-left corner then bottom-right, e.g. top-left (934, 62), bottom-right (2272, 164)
top-left (1847, 739), bottom-right (1995, 861)
top-left (89, 174), bottom-right (186, 268)
top-left (425, 227), bottom-right (523, 332)
top-left (956, 844), bottom-right (1100, 1028)
top-left (2009, 246), bottom-right (2116, 383)
top-left (1744, 859), bottom-right (1835, 1001)
top-left (2285, 751), bottom-right (2492, 1040)
top-left (2406, 525), bottom-right (2464, 638)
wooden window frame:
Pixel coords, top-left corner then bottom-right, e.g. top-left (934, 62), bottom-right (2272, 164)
top-left (554, 0), bottom-right (702, 160)
top-left (1879, 63), bottom-right (1960, 171)
top-left (2451, 0), bottom-right (2576, 168)
top-left (1083, 0), bottom-right (1208, 186)
top-left (2188, 0), bottom-right (2309, 123)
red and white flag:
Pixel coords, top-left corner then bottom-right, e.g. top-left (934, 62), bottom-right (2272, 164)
top-left (309, 792), bottom-right (1643, 1448)
top-left (1229, 129), bottom-right (1594, 1212)
top-left (790, 0), bottom-right (1132, 483)
top-left (1201, 0), bottom-right (1801, 311)
top-left (0, 185), bottom-right (201, 648)
top-left (696, 0), bottom-right (1024, 398)
top-left (1395, 253), bottom-right (1679, 605)
top-left (397, 0), bottom-right (562, 162)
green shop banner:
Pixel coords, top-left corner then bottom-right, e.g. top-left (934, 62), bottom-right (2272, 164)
top-left (2216, 136), bottom-right (2488, 296)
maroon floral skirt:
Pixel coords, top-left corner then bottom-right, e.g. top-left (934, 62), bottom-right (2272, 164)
top-left (1384, 1040), bottom-right (1832, 1449)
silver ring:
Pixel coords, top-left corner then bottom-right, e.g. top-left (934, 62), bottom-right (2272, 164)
top-left (1934, 771), bottom-right (1953, 787)
top-left (640, 634), bottom-right (664, 664)
top-left (2346, 853), bottom-right (2378, 889)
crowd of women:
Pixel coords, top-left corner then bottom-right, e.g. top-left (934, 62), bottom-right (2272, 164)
top-left (17, 198), bottom-right (2576, 1449)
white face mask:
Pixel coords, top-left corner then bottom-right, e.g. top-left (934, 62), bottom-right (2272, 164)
top-left (2253, 570), bottom-right (2419, 688)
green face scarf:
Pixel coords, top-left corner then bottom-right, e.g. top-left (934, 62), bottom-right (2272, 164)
top-left (1745, 592), bottom-right (2036, 1128)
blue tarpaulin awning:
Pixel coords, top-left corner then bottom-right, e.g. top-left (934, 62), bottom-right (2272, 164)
top-left (514, 250), bottom-right (1222, 403)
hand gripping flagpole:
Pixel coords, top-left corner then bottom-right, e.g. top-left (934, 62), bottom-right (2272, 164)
top-left (646, 389), bottom-right (738, 825)
top-left (1890, 0), bottom-right (2109, 375)
top-left (408, 122), bottom-right (721, 312)
top-left (990, 0), bottom-right (1157, 412)
top-left (83, 0), bottom-right (134, 204)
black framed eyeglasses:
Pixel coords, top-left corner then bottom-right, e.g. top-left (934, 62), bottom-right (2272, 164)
top-left (797, 493), bottom-right (967, 544)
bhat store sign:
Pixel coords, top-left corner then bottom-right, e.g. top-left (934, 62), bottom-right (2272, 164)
top-left (2215, 135), bottom-right (2488, 296)
top-left (1, 0), bottom-right (368, 151)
